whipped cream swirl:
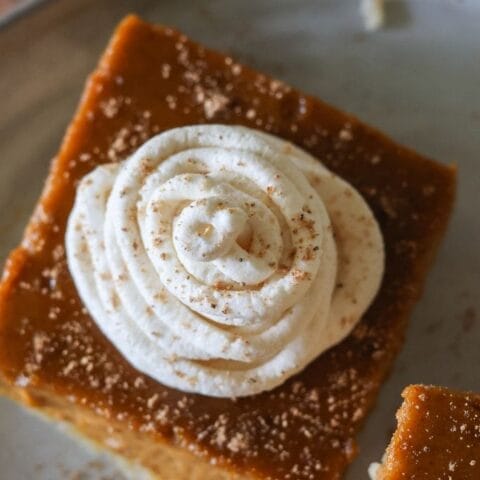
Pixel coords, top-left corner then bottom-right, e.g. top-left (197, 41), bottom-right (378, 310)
top-left (66, 125), bottom-right (384, 397)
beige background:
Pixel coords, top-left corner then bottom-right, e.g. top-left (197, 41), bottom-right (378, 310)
top-left (1, 0), bottom-right (479, 478)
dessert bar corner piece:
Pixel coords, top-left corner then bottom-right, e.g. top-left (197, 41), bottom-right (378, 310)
top-left (0, 15), bottom-right (456, 480)
top-left (372, 385), bottom-right (480, 480)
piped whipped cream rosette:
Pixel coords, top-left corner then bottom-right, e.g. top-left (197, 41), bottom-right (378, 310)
top-left (66, 125), bottom-right (384, 397)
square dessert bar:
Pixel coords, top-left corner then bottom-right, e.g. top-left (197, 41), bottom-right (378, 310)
top-left (0, 15), bottom-right (455, 480)
top-left (374, 385), bottom-right (480, 480)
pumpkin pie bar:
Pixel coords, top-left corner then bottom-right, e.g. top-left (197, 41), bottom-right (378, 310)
top-left (0, 15), bottom-right (455, 480)
top-left (371, 385), bottom-right (480, 480)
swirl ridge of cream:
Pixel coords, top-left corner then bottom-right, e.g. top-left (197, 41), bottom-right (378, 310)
top-left (66, 124), bottom-right (384, 397)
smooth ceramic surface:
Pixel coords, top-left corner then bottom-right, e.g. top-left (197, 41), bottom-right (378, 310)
top-left (1, 0), bottom-right (479, 478)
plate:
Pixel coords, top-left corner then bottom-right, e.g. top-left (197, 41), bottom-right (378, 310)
top-left (1, 0), bottom-right (479, 478)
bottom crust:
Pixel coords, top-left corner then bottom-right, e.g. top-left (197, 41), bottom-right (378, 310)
top-left (1, 382), bottom-right (252, 480)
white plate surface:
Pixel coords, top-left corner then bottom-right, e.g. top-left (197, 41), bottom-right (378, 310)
top-left (1, 0), bottom-right (479, 478)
